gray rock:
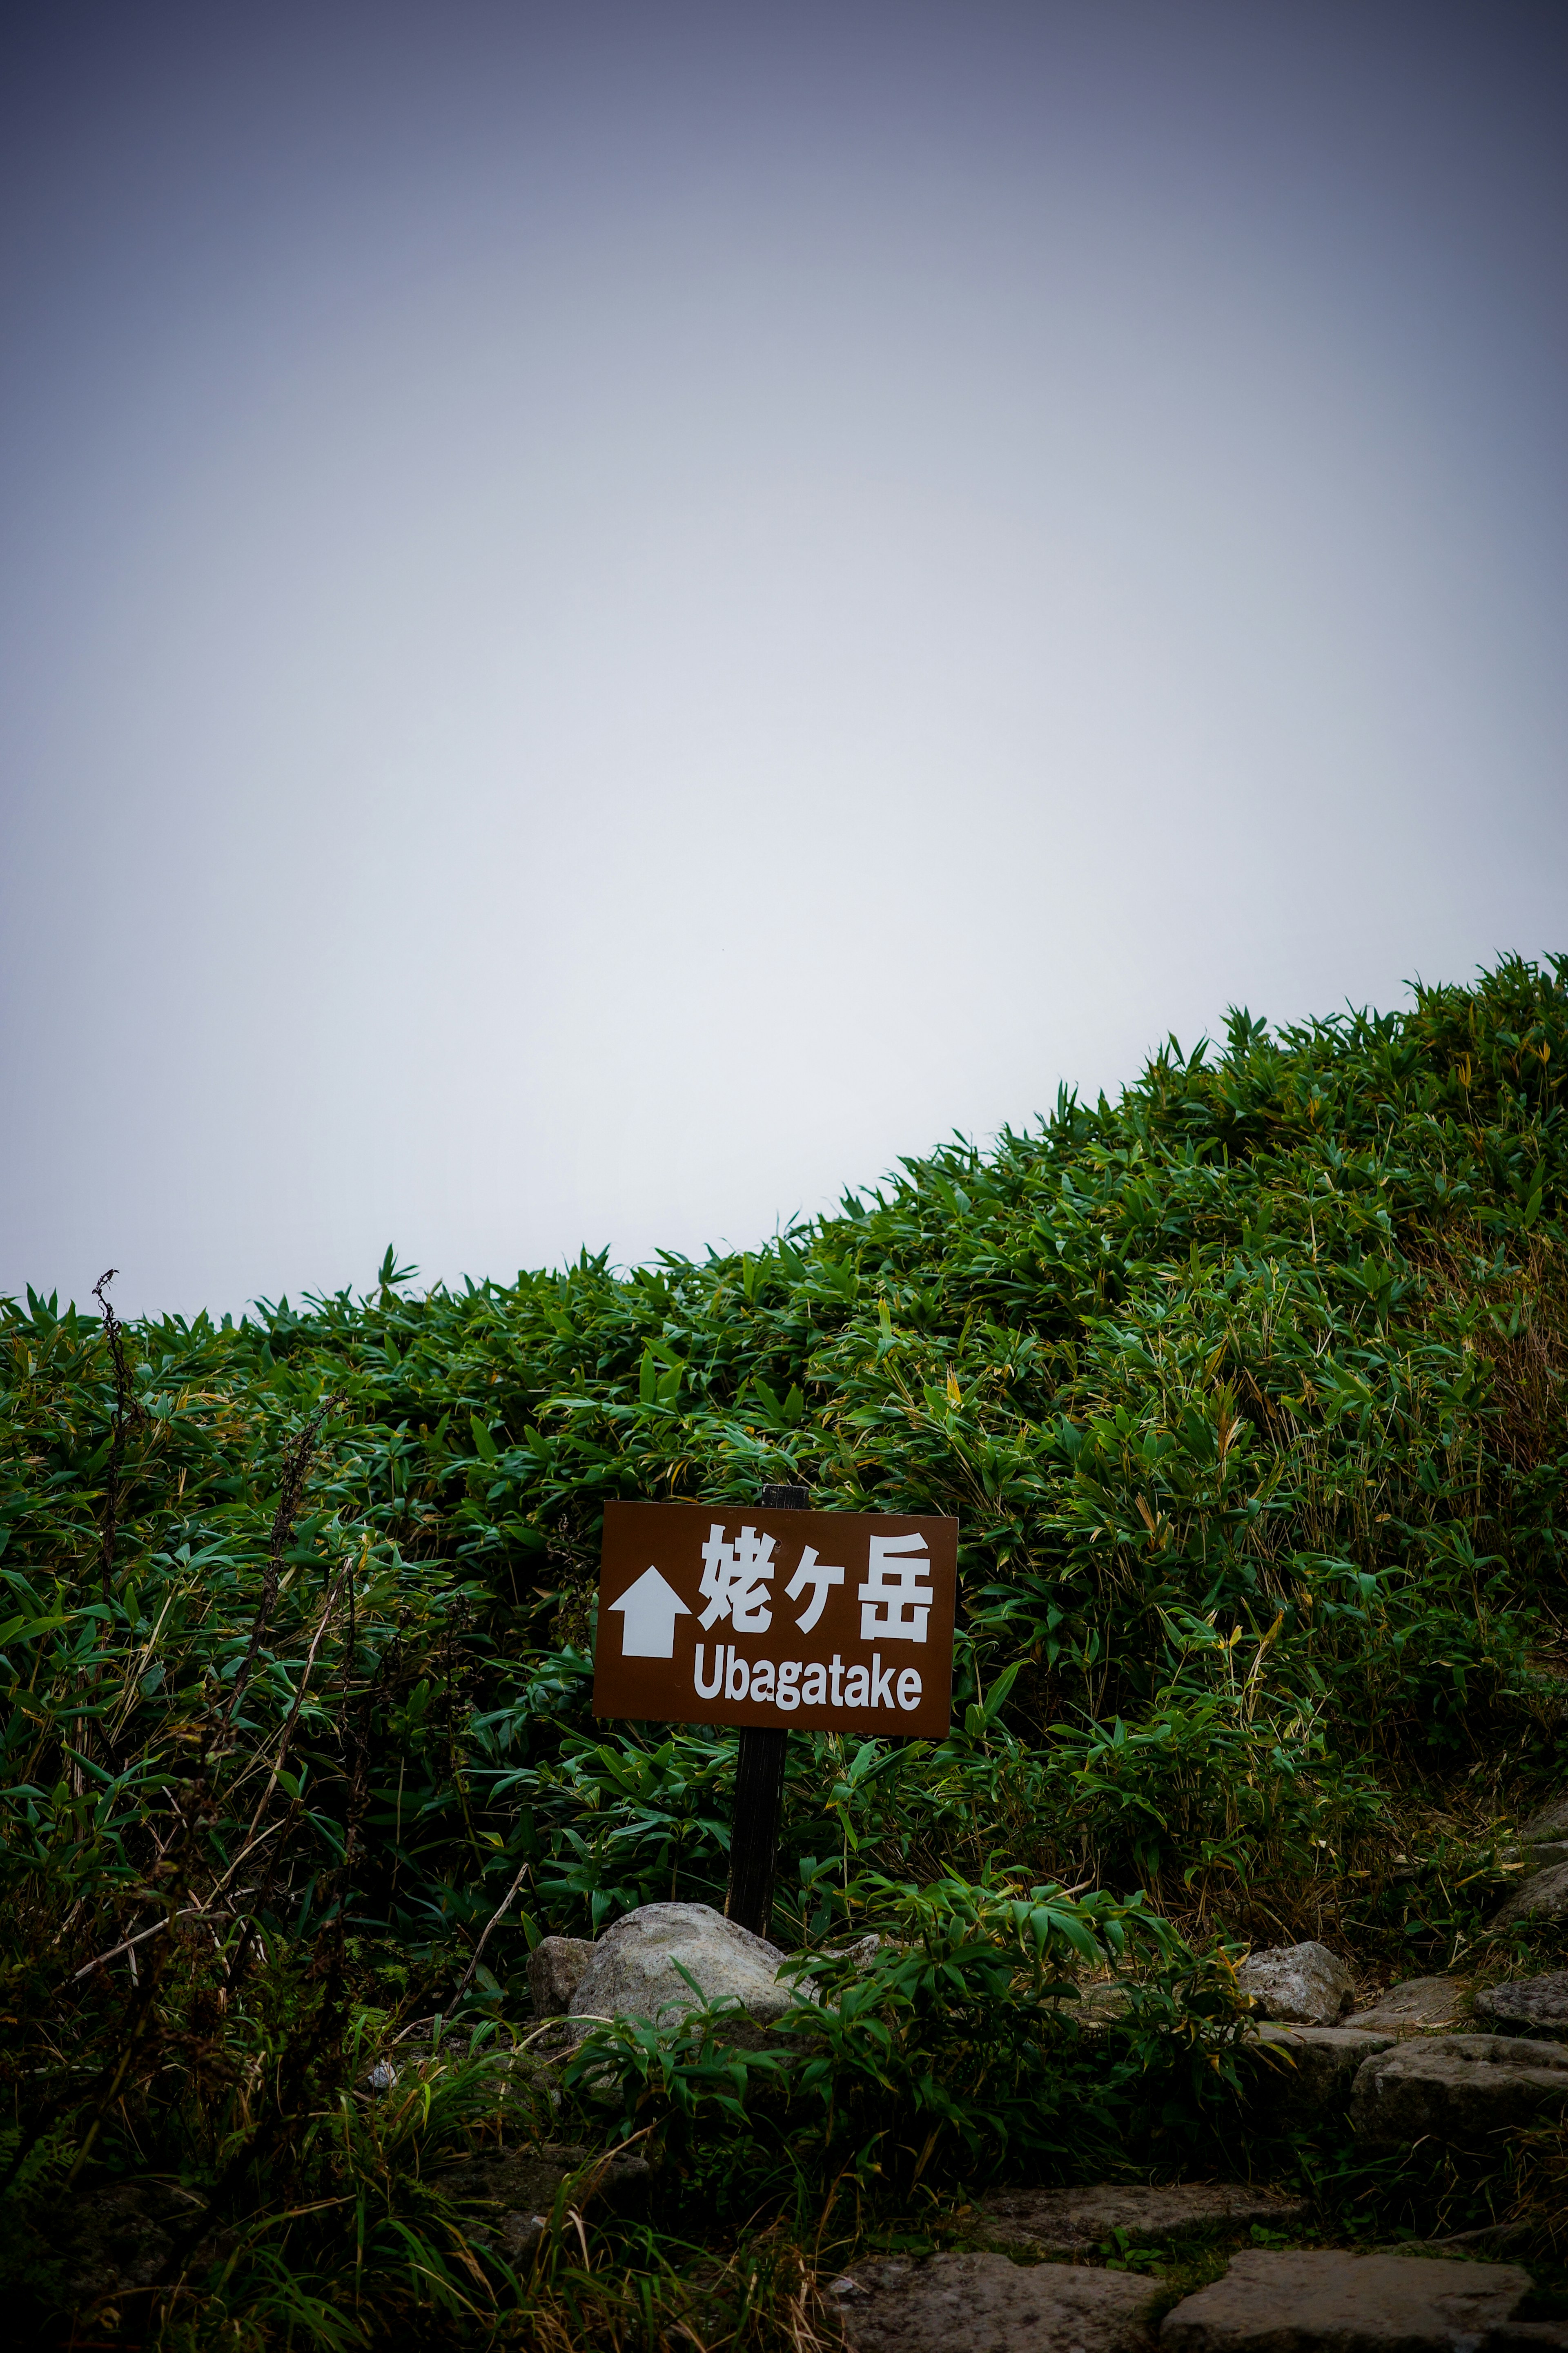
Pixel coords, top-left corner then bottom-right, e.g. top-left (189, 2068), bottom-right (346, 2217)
top-left (376, 2026), bottom-right (559, 2116)
top-left (1344, 1976), bottom-right (1470, 2036)
top-left (827, 1932), bottom-right (888, 1969)
top-left (1081, 1980), bottom-right (1137, 2024)
top-left (1252, 2025), bottom-right (1396, 2120)
top-left (1041, 1979), bottom-right (1136, 2024)
top-left (569, 1901), bottom-right (804, 2032)
top-left (495, 2209), bottom-right (550, 2264)
top-left (528, 1934), bottom-right (596, 2017)
top-left (1474, 1971), bottom-right (1568, 2038)
top-left (1350, 2032), bottom-right (1568, 2146)
top-left (980, 2181), bottom-right (1307, 2257)
top-left (486, 2042), bottom-right (565, 2121)
top-left (837, 2253), bottom-right (1162, 2351)
top-left (1159, 2248), bottom-right (1555, 2349)
top-left (433, 2139), bottom-right (651, 2265)
top-left (434, 2140), bottom-right (651, 2214)
top-left (1235, 1941), bottom-right (1354, 2026)
top-left (1496, 1859), bottom-right (1568, 1926)
top-left (1518, 1794), bottom-right (1568, 1847)
top-left (434, 2146), bottom-right (570, 2235)
top-left (50, 2179), bottom-right (194, 2309)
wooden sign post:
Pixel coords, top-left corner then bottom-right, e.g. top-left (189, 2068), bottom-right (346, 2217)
top-left (727, 1483), bottom-right (804, 1938)
top-left (592, 1492), bottom-right (958, 1939)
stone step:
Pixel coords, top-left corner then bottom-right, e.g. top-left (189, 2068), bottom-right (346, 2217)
top-left (1474, 1972), bottom-right (1568, 2038)
top-left (1252, 2023), bottom-right (1396, 2121)
top-left (1496, 1792), bottom-right (1568, 1926)
top-left (834, 2252), bottom-right (1162, 2351)
top-left (1343, 1976), bottom-right (1470, 2036)
top-left (979, 2179), bottom-right (1307, 2257)
top-left (834, 2246), bottom-right (1568, 2351)
top-left (1497, 1860), bottom-right (1568, 1927)
top-left (1350, 2032), bottom-right (1568, 2146)
top-left (1517, 1795), bottom-right (1568, 1848)
top-left (1160, 2248), bottom-right (1568, 2350)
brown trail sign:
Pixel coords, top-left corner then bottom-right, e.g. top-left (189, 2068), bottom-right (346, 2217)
top-left (594, 1499), bottom-right (958, 1738)
top-left (593, 1493), bottom-right (958, 1936)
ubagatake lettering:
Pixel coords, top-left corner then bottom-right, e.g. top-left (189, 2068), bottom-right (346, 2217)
top-left (693, 1644), bottom-right (922, 1712)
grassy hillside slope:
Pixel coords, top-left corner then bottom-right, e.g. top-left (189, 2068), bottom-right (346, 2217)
top-left (4, 953), bottom-right (1566, 2342)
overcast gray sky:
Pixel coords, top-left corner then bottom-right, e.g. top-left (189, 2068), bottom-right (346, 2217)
top-left (2, 1), bottom-right (1565, 1320)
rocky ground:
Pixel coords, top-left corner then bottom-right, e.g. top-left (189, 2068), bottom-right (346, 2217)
top-left (521, 1798), bottom-right (1568, 2353)
top-left (49, 1795), bottom-right (1568, 2350)
top-left (831, 2245), bottom-right (1565, 2353)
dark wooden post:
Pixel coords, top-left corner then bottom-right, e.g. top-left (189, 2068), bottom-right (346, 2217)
top-left (724, 1481), bottom-right (806, 1939)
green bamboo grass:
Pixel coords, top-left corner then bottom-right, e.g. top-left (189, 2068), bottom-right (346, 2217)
top-left (2, 953), bottom-right (1565, 2341)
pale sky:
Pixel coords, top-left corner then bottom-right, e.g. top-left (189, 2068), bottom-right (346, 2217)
top-left (2, 2), bottom-right (1565, 1318)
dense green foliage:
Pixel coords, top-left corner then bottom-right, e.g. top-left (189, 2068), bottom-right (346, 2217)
top-left (3, 952), bottom-right (1566, 2342)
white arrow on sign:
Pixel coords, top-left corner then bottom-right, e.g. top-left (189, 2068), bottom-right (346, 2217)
top-left (609, 1564), bottom-right (691, 1658)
